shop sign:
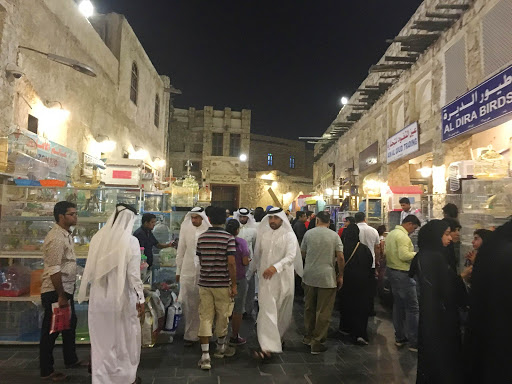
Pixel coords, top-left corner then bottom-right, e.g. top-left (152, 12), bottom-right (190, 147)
top-left (359, 142), bottom-right (379, 172)
top-left (442, 64), bottom-right (512, 141)
top-left (386, 122), bottom-right (419, 163)
top-left (25, 131), bottom-right (78, 180)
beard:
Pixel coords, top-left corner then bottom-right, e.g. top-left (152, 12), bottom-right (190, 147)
top-left (269, 222), bottom-right (282, 230)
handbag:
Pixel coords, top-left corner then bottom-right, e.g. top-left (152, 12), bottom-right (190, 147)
top-left (345, 242), bottom-right (360, 266)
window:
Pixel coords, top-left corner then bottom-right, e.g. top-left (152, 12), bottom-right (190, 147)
top-left (28, 114), bottom-right (38, 134)
top-left (267, 153), bottom-right (273, 166)
top-left (212, 133), bottom-right (223, 156)
top-left (154, 94), bottom-right (160, 127)
top-left (130, 62), bottom-right (138, 104)
top-left (229, 134), bottom-right (241, 157)
top-left (289, 156), bottom-right (295, 169)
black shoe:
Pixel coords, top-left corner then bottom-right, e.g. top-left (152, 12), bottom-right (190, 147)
top-left (310, 343), bottom-right (328, 355)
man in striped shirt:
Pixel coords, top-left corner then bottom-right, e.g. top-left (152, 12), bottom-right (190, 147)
top-left (196, 206), bottom-right (237, 370)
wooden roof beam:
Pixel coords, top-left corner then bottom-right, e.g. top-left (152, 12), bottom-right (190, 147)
top-left (425, 12), bottom-right (461, 19)
top-left (387, 33), bottom-right (441, 43)
top-left (385, 56), bottom-right (417, 63)
top-left (436, 4), bottom-right (470, 11)
top-left (369, 64), bottom-right (411, 73)
top-left (413, 20), bottom-right (454, 31)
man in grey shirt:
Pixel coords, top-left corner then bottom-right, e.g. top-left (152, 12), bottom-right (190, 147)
top-left (301, 211), bottom-right (345, 354)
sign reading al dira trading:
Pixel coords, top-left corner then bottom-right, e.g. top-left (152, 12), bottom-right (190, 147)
top-left (442, 64), bottom-right (512, 141)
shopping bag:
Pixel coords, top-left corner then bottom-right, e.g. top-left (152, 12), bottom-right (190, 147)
top-left (50, 301), bottom-right (71, 334)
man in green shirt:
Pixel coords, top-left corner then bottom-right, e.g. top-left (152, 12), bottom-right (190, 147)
top-left (385, 215), bottom-right (421, 352)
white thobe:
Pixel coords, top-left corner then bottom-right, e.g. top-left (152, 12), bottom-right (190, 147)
top-left (176, 227), bottom-right (203, 341)
top-left (88, 237), bottom-right (144, 384)
top-left (255, 228), bottom-right (297, 353)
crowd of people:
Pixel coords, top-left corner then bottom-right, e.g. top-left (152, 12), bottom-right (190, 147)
top-left (38, 200), bottom-right (512, 383)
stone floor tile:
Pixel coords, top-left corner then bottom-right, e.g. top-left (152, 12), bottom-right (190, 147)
top-left (220, 376), bottom-right (274, 384)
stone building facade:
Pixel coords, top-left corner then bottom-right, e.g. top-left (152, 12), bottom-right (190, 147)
top-left (169, 107), bottom-right (251, 211)
top-left (314, 0), bottom-right (512, 219)
top-left (0, 0), bottom-right (172, 176)
top-left (247, 134), bottom-right (314, 210)
top-left (169, 107), bottom-right (314, 210)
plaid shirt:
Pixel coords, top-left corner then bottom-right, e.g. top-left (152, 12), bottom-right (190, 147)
top-left (41, 224), bottom-right (77, 295)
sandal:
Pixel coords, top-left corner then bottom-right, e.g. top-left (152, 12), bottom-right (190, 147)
top-left (42, 372), bottom-right (67, 382)
top-left (252, 348), bottom-right (272, 361)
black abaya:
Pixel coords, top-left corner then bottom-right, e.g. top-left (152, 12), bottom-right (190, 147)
top-left (411, 220), bottom-right (467, 384)
top-left (464, 220), bottom-right (512, 383)
top-left (338, 224), bottom-right (373, 341)
top-left (339, 243), bottom-right (373, 340)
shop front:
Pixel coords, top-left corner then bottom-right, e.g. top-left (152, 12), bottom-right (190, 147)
top-left (358, 141), bottom-right (384, 226)
top-left (385, 122), bottom-right (436, 226)
top-left (0, 131), bottom-right (184, 345)
top-left (441, 63), bottom-right (512, 267)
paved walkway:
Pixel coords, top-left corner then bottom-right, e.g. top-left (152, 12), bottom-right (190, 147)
top-left (0, 298), bottom-right (417, 383)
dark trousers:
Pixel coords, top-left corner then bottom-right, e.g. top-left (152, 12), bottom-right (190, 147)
top-left (39, 291), bottom-right (78, 377)
top-left (369, 268), bottom-right (376, 314)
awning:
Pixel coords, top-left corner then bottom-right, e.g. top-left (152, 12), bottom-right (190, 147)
top-left (387, 186), bottom-right (423, 195)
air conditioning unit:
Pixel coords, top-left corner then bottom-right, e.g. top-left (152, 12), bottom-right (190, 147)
top-left (448, 161), bottom-right (474, 192)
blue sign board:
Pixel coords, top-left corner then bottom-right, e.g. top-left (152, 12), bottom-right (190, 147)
top-left (442, 64), bottom-right (512, 141)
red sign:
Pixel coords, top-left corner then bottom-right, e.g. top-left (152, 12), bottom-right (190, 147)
top-left (112, 170), bottom-right (132, 179)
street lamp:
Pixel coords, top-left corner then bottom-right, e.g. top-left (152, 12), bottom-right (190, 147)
top-left (239, 153), bottom-right (247, 162)
top-left (18, 46), bottom-right (97, 77)
top-left (78, 0), bottom-right (94, 18)
top-left (341, 97), bottom-right (349, 106)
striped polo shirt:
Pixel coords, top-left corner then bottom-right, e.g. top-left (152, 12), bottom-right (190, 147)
top-left (196, 228), bottom-right (236, 287)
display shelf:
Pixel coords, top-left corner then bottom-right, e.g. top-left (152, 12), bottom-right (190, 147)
top-left (0, 295), bottom-right (40, 302)
top-left (0, 184), bottom-right (143, 345)
top-left (1, 216), bottom-right (109, 223)
top-left (0, 251), bottom-right (88, 258)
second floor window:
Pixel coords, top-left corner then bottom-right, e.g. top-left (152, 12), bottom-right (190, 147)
top-left (154, 94), bottom-right (160, 127)
top-left (267, 153), bottom-right (273, 166)
top-left (212, 133), bottom-right (224, 156)
top-left (229, 134), bottom-right (241, 157)
top-left (289, 156), bottom-right (295, 169)
top-left (130, 62), bottom-right (138, 105)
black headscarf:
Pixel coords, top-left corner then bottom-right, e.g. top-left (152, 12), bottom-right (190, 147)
top-left (342, 223), bottom-right (360, 259)
top-left (410, 220), bottom-right (450, 278)
top-left (418, 220), bottom-right (450, 252)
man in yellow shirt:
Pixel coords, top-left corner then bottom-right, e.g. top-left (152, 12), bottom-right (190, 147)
top-left (385, 215), bottom-right (421, 352)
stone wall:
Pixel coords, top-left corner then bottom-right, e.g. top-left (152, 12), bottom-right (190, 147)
top-left (314, 0), bottom-right (507, 205)
top-left (0, 0), bottom-right (170, 173)
top-left (249, 133), bottom-right (313, 178)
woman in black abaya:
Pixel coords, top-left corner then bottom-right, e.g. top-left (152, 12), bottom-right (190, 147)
top-left (338, 224), bottom-right (373, 344)
top-left (409, 220), bottom-right (467, 384)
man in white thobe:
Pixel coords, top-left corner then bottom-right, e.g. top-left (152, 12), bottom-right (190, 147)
top-left (250, 207), bottom-right (303, 355)
top-left (78, 204), bottom-right (144, 384)
top-left (176, 207), bottom-right (211, 346)
top-left (234, 207), bottom-right (258, 317)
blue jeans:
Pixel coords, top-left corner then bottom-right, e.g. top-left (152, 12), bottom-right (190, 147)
top-left (387, 268), bottom-right (419, 346)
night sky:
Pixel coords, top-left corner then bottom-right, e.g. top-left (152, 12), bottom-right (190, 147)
top-left (96, 0), bottom-right (423, 140)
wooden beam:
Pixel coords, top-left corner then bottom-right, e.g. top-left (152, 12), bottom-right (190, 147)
top-left (436, 4), bottom-right (470, 11)
top-left (369, 64), bottom-right (411, 73)
top-left (385, 56), bottom-right (417, 63)
top-left (401, 46), bottom-right (425, 52)
top-left (390, 33), bottom-right (441, 43)
top-left (380, 74), bottom-right (401, 79)
top-left (425, 12), bottom-right (461, 19)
